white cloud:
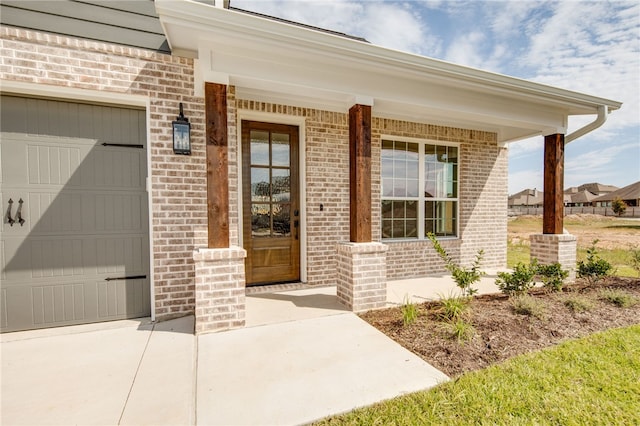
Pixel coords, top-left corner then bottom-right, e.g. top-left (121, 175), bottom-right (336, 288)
top-left (509, 168), bottom-right (543, 195)
top-left (232, 0), bottom-right (441, 55)
top-left (444, 31), bottom-right (488, 68)
top-left (357, 3), bottom-right (441, 55)
top-left (522, 1), bottom-right (640, 130)
top-left (566, 141), bottom-right (638, 174)
top-left (508, 136), bottom-right (543, 159)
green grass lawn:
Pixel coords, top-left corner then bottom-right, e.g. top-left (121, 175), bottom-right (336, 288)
top-left (316, 325), bottom-right (640, 425)
top-left (507, 239), bottom-right (638, 278)
top-left (507, 216), bottom-right (640, 277)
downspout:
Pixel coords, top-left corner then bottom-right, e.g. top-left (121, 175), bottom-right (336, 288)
top-left (565, 104), bottom-right (608, 144)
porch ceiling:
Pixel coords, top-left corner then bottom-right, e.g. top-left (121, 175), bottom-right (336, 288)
top-left (155, 0), bottom-right (621, 144)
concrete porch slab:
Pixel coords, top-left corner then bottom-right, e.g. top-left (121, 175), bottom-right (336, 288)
top-left (196, 313), bottom-right (449, 425)
top-left (245, 285), bottom-right (348, 327)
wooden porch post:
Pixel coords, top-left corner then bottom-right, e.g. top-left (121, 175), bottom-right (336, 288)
top-left (205, 82), bottom-right (229, 248)
top-left (349, 104), bottom-right (372, 242)
top-left (543, 133), bottom-right (565, 234)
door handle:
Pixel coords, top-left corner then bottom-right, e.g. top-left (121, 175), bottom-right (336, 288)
top-left (105, 275), bottom-right (147, 281)
top-left (16, 198), bottom-right (25, 226)
top-left (5, 198), bottom-right (15, 226)
top-left (294, 220), bottom-right (299, 240)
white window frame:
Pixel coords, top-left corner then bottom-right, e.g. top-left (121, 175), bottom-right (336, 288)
top-left (381, 135), bottom-right (460, 240)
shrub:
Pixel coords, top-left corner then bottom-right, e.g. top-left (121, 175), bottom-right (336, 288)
top-left (564, 296), bottom-right (595, 313)
top-left (401, 295), bottom-right (418, 326)
top-left (511, 294), bottom-right (547, 320)
top-left (577, 240), bottom-right (612, 284)
top-left (537, 262), bottom-right (569, 292)
top-left (437, 293), bottom-right (470, 321)
top-left (611, 197), bottom-right (627, 217)
top-left (630, 245), bottom-right (640, 277)
top-left (599, 289), bottom-right (638, 308)
top-left (427, 232), bottom-right (485, 297)
top-left (446, 318), bottom-right (475, 342)
top-left (496, 260), bottom-right (538, 295)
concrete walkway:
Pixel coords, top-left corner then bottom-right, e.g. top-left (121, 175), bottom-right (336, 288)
top-left (1, 274), bottom-right (502, 425)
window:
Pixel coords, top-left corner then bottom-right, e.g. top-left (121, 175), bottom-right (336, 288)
top-left (381, 139), bottom-right (458, 239)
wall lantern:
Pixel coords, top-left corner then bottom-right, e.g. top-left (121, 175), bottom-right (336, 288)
top-left (172, 102), bottom-right (191, 155)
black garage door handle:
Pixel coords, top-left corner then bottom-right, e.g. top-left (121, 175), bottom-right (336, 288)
top-left (104, 275), bottom-right (147, 281)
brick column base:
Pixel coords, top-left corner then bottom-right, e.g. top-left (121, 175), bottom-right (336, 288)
top-left (193, 247), bottom-right (247, 335)
top-left (530, 233), bottom-right (577, 282)
top-left (336, 242), bottom-right (388, 312)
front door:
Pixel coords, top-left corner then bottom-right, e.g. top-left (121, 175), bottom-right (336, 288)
top-left (242, 121), bottom-right (300, 286)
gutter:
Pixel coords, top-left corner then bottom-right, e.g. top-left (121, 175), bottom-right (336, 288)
top-left (565, 105), bottom-right (608, 144)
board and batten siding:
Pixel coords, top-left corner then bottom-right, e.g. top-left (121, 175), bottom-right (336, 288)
top-left (0, 95), bottom-right (151, 332)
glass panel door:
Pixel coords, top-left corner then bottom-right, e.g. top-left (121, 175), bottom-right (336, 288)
top-left (242, 121), bottom-right (299, 285)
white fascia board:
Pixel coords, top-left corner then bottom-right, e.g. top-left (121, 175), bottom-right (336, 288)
top-left (198, 42), bottom-right (568, 133)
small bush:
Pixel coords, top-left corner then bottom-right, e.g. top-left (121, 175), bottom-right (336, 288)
top-left (511, 294), bottom-right (547, 320)
top-left (401, 295), bottom-right (418, 326)
top-left (600, 289), bottom-right (638, 308)
top-left (537, 262), bottom-right (569, 292)
top-left (496, 260), bottom-right (538, 295)
top-left (428, 232), bottom-right (485, 297)
top-left (630, 245), bottom-right (640, 277)
top-left (437, 293), bottom-right (470, 321)
top-left (577, 240), bottom-right (613, 284)
top-left (611, 197), bottom-right (627, 217)
top-left (563, 296), bottom-right (595, 313)
top-left (446, 318), bottom-right (475, 342)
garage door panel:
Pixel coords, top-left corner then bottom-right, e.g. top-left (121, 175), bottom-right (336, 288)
top-left (27, 143), bottom-right (83, 186)
top-left (32, 283), bottom-right (87, 324)
top-left (0, 277), bottom-right (150, 331)
top-left (19, 190), bottom-right (146, 235)
top-left (3, 235), bottom-right (148, 280)
top-left (1, 96), bottom-right (150, 332)
top-left (3, 137), bottom-right (146, 190)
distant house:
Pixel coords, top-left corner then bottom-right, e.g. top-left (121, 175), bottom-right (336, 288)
top-left (577, 182), bottom-right (618, 197)
top-left (508, 189), bottom-right (544, 208)
top-left (510, 183), bottom-right (620, 209)
top-left (592, 181), bottom-right (640, 207)
top-left (564, 189), bottom-right (598, 207)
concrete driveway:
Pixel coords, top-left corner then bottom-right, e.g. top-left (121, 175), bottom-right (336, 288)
top-left (1, 276), bottom-right (503, 425)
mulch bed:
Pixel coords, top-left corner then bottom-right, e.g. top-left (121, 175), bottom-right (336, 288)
top-left (360, 276), bottom-right (640, 377)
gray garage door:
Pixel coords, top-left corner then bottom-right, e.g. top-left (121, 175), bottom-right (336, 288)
top-left (0, 96), bottom-right (150, 332)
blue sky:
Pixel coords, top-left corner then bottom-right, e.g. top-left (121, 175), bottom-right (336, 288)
top-left (232, 0), bottom-right (640, 194)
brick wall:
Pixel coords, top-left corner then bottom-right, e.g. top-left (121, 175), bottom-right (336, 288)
top-left (336, 242), bottom-right (388, 312)
top-left (1, 27), bottom-right (509, 318)
top-left (233, 105), bottom-right (507, 283)
top-left (530, 233), bottom-right (577, 282)
top-left (0, 27), bottom-right (207, 320)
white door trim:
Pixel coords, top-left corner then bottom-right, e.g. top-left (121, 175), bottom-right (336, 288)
top-left (0, 80), bottom-right (156, 321)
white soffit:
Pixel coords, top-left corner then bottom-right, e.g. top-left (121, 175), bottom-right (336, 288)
top-left (155, 0), bottom-right (622, 143)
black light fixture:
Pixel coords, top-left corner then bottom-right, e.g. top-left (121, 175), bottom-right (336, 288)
top-left (172, 102), bottom-right (191, 155)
